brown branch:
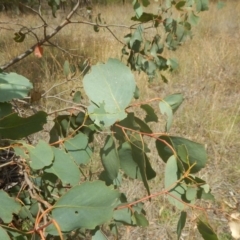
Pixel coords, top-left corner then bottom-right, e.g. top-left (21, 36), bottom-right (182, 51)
top-left (0, 0), bottom-right (80, 71)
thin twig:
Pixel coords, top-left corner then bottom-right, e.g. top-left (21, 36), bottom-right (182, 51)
top-left (0, 0), bottom-right (80, 70)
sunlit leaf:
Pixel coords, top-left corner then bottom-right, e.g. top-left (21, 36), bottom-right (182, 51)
top-left (0, 227), bottom-right (10, 240)
top-left (64, 132), bottom-right (92, 165)
top-left (195, 0), bottom-right (209, 12)
top-left (164, 155), bottom-right (185, 210)
top-left (0, 72), bottom-right (33, 102)
top-left (44, 147), bottom-right (81, 186)
top-left (133, 0), bottom-right (143, 18)
top-left (0, 190), bottom-right (21, 223)
top-left (46, 181), bottom-right (120, 234)
top-left (83, 59), bottom-right (136, 127)
top-left (27, 140), bottom-right (54, 170)
top-left (92, 229), bottom-right (108, 240)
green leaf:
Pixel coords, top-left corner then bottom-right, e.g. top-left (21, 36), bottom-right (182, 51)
top-left (44, 147), bottom-right (81, 186)
top-left (133, 0), bottom-right (143, 18)
top-left (46, 181), bottom-right (120, 234)
top-left (159, 99), bottom-right (173, 132)
top-left (48, 0), bottom-right (60, 17)
top-left (0, 102), bottom-right (12, 118)
top-left (72, 91), bottom-right (82, 103)
top-left (118, 142), bottom-right (142, 180)
top-left (0, 226), bottom-right (11, 240)
top-left (164, 93), bottom-right (184, 113)
top-left (166, 32), bottom-right (179, 50)
top-left (92, 230), bottom-right (108, 240)
top-left (134, 117), bottom-right (152, 133)
top-left (64, 133), bottom-right (92, 165)
top-left (141, 104), bottom-right (158, 123)
top-left (0, 111), bottom-right (47, 140)
top-left (177, 144), bottom-right (190, 165)
top-left (27, 140), bottom-right (54, 170)
top-left (177, 211), bottom-right (187, 240)
top-left (13, 146), bottom-right (28, 159)
top-left (0, 72), bottom-right (33, 102)
top-left (113, 208), bottom-right (134, 225)
top-left (100, 135), bottom-right (120, 180)
top-left (0, 190), bottom-right (21, 223)
top-left (164, 155), bottom-right (185, 210)
top-left (83, 59), bottom-right (136, 127)
top-left (164, 155), bottom-right (178, 190)
top-left (217, 1), bottom-right (225, 9)
top-left (167, 58), bottom-right (179, 71)
top-left (156, 136), bottom-right (207, 173)
top-left (13, 32), bottom-right (25, 43)
top-left (197, 220), bottom-right (218, 240)
top-left (195, 0), bottom-right (209, 12)
top-left (141, 0), bottom-right (150, 7)
top-left (94, 25), bottom-right (100, 32)
top-left (160, 92), bottom-right (183, 131)
top-left (131, 12), bottom-right (157, 22)
top-left (118, 141), bottom-right (156, 195)
top-left (161, 74), bottom-right (168, 83)
top-left (130, 26), bottom-right (143, 53)
top-left (165, 0), bottom-right (172, 8)
top-left (63, 60), bottom-right (70, 78)
top-left (175, 1), bottom-right (186, 10)
top-left (134, 85), bottom-right (140, 99)
top-left (186, 187), bottom-right (197, 201)
top-left (134, 211), bottom-right (149, 227)
top-left (188, 11), bottom-right (199, 25)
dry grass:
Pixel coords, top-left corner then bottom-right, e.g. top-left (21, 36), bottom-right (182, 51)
top-left (1, 1), bottom-right (240, 239)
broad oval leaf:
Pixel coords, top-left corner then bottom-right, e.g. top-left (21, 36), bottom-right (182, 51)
top-left (64, 132), bottom-right (92, 165)
top-left (46, 181), bottom-right (120, 234)
top-left (0, 72), bottom-right (33, 102)
top-left (0, 190), bottom-right (21, 223)
top-left (27, 140), bottom-right (54, 170)
top-left (83, 58), bottom-right (136, 127)
top-left (44, 147), bottom-right (81, 186)
top-left (186, 187), bottom-right (197, 201)
top-left (0, 227), bottom-right (10, 240)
